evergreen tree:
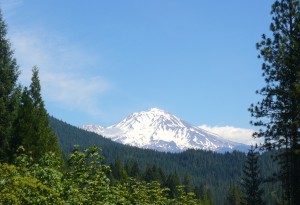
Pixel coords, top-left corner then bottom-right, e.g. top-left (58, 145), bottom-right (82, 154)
top-left (143, 164), bottom-right (164, 183)
top-left (165, 171), bottom-right (181, 198)
top-left (241, 146), bottom-right (264, 205)
top-left (12, 88), bottom-right (34, 155)
top-left (143, 164), bottom-right (155, 182)
top-left (249, 1), bottom-right (300, 204)
top-left (183, 172), bottom-right (193, 194)
top-left (13, 67), bottom-right (61, 161)
top-left (194, 184), bottom-right (213, 204)
top-left (0, 9), bottom-right (20, 162)
top-left (49, 116), bottom-right (282, 204)
top-left (157, 167), bottom-right (166, 185)
top-left (111, 155), bottom-right (127, 182)
top-left (130, 161), bottom-right (141, 179)
top-left (225, 185), bottom-right (242, 205)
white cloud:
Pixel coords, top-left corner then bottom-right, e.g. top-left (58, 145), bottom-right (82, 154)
top-left (9, 27), bottom-right (112, 117)
top-left (43, 72), bottom-right (110, 116)
top-left (199, 125), bottom-right (261, 145)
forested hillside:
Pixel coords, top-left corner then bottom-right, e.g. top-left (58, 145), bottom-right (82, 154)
top-left (1, 0), bottom-right (299, 204)
top-left (0, 9), bottom-right (205, 203)
top-left (50, 117), bottom-right (281, 204)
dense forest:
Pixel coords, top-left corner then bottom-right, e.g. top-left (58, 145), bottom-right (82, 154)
top-left (1, 0), bottom-right (300, 204)
top-left (0, 7), bottom-right (206, 202)
top-left (50, 117), bottom-right (282, 205)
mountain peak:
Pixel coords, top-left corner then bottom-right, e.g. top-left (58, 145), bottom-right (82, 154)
top-left (82, 108), bottom-right (249, 153)
top-left (148, 107), bottom-right (168, 114)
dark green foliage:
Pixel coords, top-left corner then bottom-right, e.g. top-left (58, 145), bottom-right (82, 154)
top-left (258, 150), bottom-right (283, 204)
top-left (249, 1), bottom-right (300, 204)
top-left (142, 164), bottom-right (166, 184)
top-left (241, 147), bottom-right (264, 205)
top-left (13, 67), bottom-right (62, 162)
top-left (110, 155), bottom-right (128, 182)
top-left (127, 161), bottom-right (141, 179)
top-left (194, 184), bottom-right (213, 205)
top-left (29, 66), bottom-right (43, 107)
top-left (165, 171), bottom-right (181, 198)
top-left (143, 164), bottom-right (156, 182)
top-left (183, 172), bottom-right (193, 194)
top-left (0, 8), bottom-right (62, 165)
top-left (225, 185), bottom-right (242, 205)
top-left (1, 146), bottom-right (205, 204)
top-left (0, 9), bottom-right (19, 162)
top-left (11, 88), bottom-right (34, 156)
top-left (50, 117), bottom-right (283, 204)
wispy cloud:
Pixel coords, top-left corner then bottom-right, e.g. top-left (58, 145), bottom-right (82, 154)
top-left (43, 72), bottom-right (110, 116)
top-left (199, 125), bottom-right (261, 145)
top-left (9, 27), bottom-right (112, 117)
top-left (0, 0), bottom-right (22, 16)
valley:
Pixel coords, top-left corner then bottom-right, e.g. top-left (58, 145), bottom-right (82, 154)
top-left (50, 117), bottom-right (280, 204)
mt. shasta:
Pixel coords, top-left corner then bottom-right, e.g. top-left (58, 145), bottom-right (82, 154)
top-left (82, 108), bottom-right (249, 153)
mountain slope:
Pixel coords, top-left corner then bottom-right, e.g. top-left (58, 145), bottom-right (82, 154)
top-left (50, 117), bottom-right (246, 204)
top-left (50, 117), bottom-right (279, 205)
top-left (83, 108), bottom-right (249, 152)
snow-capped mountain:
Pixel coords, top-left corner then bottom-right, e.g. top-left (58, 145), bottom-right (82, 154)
top-left (82, 108), bottom-right (249, 153)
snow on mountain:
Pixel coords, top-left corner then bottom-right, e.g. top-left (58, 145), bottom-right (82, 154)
top-left (82, 108), bottom-right (249, 153)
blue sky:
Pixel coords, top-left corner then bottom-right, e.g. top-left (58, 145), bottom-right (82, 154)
top-left (1, 0), bottom-right (273, 135)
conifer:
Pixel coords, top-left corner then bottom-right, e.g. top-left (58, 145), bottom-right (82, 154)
top-left (0, 9), bottom-right (19, 162)
top-left (249, 1), bottom-right (300, 204)
top-left (241, 146), bottom-right (264, 205)
top-left (13, 67), bottom-right (62, 161)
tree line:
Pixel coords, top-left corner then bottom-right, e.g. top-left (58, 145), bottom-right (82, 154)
top-left (51, 116), bottom-right (283, 205)
top-left (0, 145), bottom-right (209, 204)
top-left (0, 8), bottom-right (208, 204)
top-left (1, 0), bottom-right (300, 204)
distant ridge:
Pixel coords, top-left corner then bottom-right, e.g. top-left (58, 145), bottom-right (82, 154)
top-left (82, 108), bottom-right (249, 153)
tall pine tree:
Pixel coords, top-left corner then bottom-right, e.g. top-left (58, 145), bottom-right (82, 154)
top-left (241, 146), bottom-right (264, 205)
top-left (225, 186), bottom-right (242, 205)
top-left (12, 87), bottom-right (33, 156)
top-left (165, 171), bottom-right (181, 198)
top-left (110, 155), bottom-right (127, 182)
top-left (183, 172), bottom-right (193, 194)
top-left (249, 1), bottom-right (300, 204)
top-left (0, 9), bottom-right (20, 162)
top-left (13, 67), bottom-right (62, 161)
